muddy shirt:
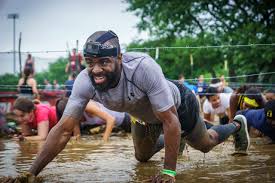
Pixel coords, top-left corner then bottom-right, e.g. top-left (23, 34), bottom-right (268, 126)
top-left (63, 52), bottom-right (181, 124)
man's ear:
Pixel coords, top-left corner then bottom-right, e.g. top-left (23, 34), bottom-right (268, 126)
top-left (117, 53), bottom-right (122, 64)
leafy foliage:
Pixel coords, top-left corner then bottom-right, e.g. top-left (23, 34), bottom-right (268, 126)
top-left (126, 0), bottom-right (275, 37)
top-left (128, 33), bottom-right (226, 81)
top-left (125, 0), bottom-right (275, 83)
top-left (0, 57), bottom-right (68, 91)
top-left (35, 58), bottom-right (68, 89)
top-left (0, 74), bottom-right (19, 91)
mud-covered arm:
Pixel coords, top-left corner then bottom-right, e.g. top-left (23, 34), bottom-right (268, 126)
top-left (29, 70), bottom-right (93, 175)
top-left (155, 106), bottom-right (181, 171)
top-left (29, 115), bottom-right (76, 175)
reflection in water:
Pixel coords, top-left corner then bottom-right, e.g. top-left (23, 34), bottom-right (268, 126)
top-left (0, 136), bottom-right (275, 182)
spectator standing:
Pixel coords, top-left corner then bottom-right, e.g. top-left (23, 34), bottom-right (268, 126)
top-left (64, 73), bottom-right (76, 97)
top-left (53, 80), bottom-right (61, 91)
top-left (44, 79), bottom-right (53, 91)
top-left (178, 74), bottom-right (197, 94)
top-left (17, 67), bottom-right (39, 100)
top-left (24, 53), bottom-right (35, 76)
top-left (220, 75), bottom-right (228, 87)
top-left (197, 75), bottom-right (208, 97)
top-left (210, 78), bottom-right (233, 93)
top-left (65, 48), bottom-right (83, 74)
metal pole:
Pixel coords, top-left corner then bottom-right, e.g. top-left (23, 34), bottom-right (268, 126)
top-left (8, 13), bottom-right (19, 74)
top-left (19, 32), bottom-right (22, 76)
top-left (190, 54), bottom-right (193, 77)
top-left (13, 17), bottom-right (16, 73)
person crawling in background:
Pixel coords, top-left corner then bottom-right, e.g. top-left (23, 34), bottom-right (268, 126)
top-left (236, 100), bottom-right (275, 143)
top-left (229, 86), bottom-right (266, 122)
top-left (13, 97), bottom-right (57, 141)
top-left (203, 87), bottom-right (231, 125)
top-left (230, 86), bottom-right (266, 137)
top-left (55, 97), bottom-right (131, 142)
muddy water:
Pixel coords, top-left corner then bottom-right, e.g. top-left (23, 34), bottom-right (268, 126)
top-left (0, 135), bottom-right (275, 183)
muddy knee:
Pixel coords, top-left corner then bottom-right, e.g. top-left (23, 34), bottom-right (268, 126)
top-left (198, 146), bottom-right (211, 153)
top-left (135, 152), bottom-right (153, 162)
top-left (186, 139), bottom-right (213, 153)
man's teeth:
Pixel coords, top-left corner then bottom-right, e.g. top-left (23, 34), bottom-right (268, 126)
top-left (95, 76), bottom-right (104, 79)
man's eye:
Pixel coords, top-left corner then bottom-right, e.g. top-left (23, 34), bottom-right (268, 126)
top-left (87, 61), bottom-right (95, 67)
top-left (100, 59), bottom-right (109, 66)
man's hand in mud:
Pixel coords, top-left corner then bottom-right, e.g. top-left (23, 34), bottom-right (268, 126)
top-left (1, 172), bottom-right (42, 183)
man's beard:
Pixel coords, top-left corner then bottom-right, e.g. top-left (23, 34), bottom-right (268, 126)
top-left (89, 66), bottom-right (120, 92)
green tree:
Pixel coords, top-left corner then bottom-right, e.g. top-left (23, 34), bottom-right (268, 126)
top-left (127, 33), bottom-right (226, 80)
top-left (126, 0), bottom-right (275, 37)
top-left (0, 74), bottom-right (19, 91)
top-left (125, 0), bottom-right (275, 83)
top-left (35, 58), bottom-right (68, 89)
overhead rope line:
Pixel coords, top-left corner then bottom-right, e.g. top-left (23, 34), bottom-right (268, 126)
top-left (127, 43), bottom-right (275, 51)
top-left (0, 43), bottom-right (275, 54)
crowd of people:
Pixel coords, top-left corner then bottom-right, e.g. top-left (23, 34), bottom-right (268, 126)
top-left (1, 30), bottom-right (275, 183)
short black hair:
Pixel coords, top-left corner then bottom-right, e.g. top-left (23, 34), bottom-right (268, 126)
top-left (211, 78), bottom-right (221, 84)
top-left (206, 87), bottom-right (219, 100)
top-left (265, 88), bottom-right (275, 94)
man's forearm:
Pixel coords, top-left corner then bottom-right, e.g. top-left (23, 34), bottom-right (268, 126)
top-left (163, 117), bottom-right (181, 171)
top-left (29, 124), bottom-right (71, 176)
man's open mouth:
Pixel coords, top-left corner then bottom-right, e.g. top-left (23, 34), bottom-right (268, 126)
top-left (94, 75), bottom-right (106, 84)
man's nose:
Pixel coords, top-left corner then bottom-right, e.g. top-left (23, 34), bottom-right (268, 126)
top-left (92, 63), bottom-right (103, 73)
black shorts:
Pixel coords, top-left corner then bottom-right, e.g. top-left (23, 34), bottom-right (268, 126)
top-left (119, 113), bottom-right (132, 133)
top-left (169, 80), bottom-right (200, 135)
